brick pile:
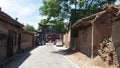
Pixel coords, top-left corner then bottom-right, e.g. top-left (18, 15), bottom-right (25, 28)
top-left (98, 37), bottom-right (119, 67)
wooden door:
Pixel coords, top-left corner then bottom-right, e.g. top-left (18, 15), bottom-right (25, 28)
top-left (7, 30), bottom-right (14, 57)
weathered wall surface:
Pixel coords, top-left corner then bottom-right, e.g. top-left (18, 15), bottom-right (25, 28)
top-left (21, 33), bottom-right (33, 50)
top-left (93, 15), bottom-right (112, 57)
top-left (0, 15), bottom-right (34, 61)
top-left (33, 36), bottom-right (37, 46)
top-left (78, 26), bottom-right (92, 57)
top-left (72, 37), bottom-right (79, 50)
top-left (0, 23), bottom-right (8, 60)
top-left (0, 11), bottom-right (36, 66)
top-left (98, 37), bottom-right (119, 66)
top-left (0, 34), bottom-right (7, 61)
top-left (112, 19), bottom-right (120, 67)
top-left (0, 19), bottom-right (21, 55)
top-left (63, 30), bottom-right (71, 48)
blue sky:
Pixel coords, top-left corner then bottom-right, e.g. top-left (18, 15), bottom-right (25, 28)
top-left (0, 0), bottom-right (120, 29)
top-left (0, 0), bottom-right (46, 29)
top-left (115, 0), bottom-right (120, 4)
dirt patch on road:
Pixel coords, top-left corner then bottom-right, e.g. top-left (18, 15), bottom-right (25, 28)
top-left (54, 45), bottom-right (117, 68)
top-left (66, 52), bottom-right (117, 68)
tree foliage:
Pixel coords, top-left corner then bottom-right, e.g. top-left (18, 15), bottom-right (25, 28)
top-left (70, 0), bottom-right (116, 24)
top-left (24, 24), bottom-right (36, 32)
top-left (80, 0), bottom-right (116, 9)
top-left (48, 19), bottom-right (68, 34)
top-left (40, 19), bottom-right (48, 25)
top-left (39, 0), bottom-right (71, 34)
top-left (40, 0), bottom-right (71, 19)
top-left (40, 0), bottom-right (116, 20)
top-left (39, 0), bottom-right (116, 34)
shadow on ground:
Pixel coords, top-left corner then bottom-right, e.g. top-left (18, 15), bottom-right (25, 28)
top-left (51, 48), bottom-right (78, 55)
top-left (3, 46), bottom-right (39, 68)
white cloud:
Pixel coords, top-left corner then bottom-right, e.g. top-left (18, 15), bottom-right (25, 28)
top-left (115, 0), bottom-right (120, 5)
top-left (0, 0), bottom-right (38, 17)
top-left (0, 0), bottom-right (43, 29)
top-left (0, 0), bottom-right (10, 8)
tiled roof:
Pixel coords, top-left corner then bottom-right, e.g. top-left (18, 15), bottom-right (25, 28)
top-left (72, 5), bottom-right (120, 29)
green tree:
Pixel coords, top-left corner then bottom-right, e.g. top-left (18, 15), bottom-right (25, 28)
top-left (40, 19), bottom-right (48, 25)
top-left (24, 24), bottom-right (36, 32)
top-left (48, 19), bottom-right (68, 34)
top-left (39, 0), bottom-right (116, 24)
top-left (70, 0), bottom-right (116, 25)
top-left (39, 0), bottom-right (71, 34)
top-left (40, 0), bottom-right (71, 19)
top-left (71, 0), bottom-right (115, 19)
top-left (39, 0), bottom-right (116, 30)
top-left (38, 19), bottom-right (48, 30)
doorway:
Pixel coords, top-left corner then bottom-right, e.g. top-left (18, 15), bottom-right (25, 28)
top-left (18, 33), bottom-right (21, 52)
top-left (7, 30), bottom-right (14, 58)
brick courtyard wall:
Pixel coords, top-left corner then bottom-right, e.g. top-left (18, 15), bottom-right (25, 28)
top-left (21, 32), bottom-right (33, 50)
top-left (0, 18), bottom-right (22, 55)
top-left (33, 36), bottom-right (37, 46)
top-left (0, 10), bottom-right (36, 65)
top-left (78, 26), bottom-right (92, 57)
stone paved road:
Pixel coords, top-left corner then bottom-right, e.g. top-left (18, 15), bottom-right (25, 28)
top-left (5, 43), bottom-right (81, 68)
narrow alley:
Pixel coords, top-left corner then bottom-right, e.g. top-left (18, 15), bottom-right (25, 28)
top-left (4, 43), bottom-right (80, 68)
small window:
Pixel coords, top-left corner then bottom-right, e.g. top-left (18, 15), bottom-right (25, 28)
top-left (72, 29), bottom-right (78, 37)
top-left (101, 22), bottom-right (104, 24)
